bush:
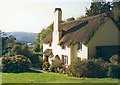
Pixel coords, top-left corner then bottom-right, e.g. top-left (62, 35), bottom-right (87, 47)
top-left (49, 60), bottom-right (65, 73)
top-left (32, 56), bottom-right (43, 69)
top-left (10, 44), bottom-right (42, 66)
top-left (82, 60), bottom-right (102, 78)
top-left (66, 58), bottom-right (81, 77)
top-left (107, 64), bottom-right (120, 78)
top-left (109, 54), bottom-right (120, 64)
top-left (2, 55), bottom-right (32, 73)
top-left (67, 58), bottom-right (107, 78)
top-left (42, 62), bottom-right (50, 71)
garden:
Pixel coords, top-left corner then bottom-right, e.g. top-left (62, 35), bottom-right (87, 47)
top-left (1, 54), bottom-right (120, 84)
top-left (1, 32), bottom-right (120, 84)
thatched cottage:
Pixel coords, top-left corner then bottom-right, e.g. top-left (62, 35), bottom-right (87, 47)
top-left (43, 8), bottom-right (119, 65)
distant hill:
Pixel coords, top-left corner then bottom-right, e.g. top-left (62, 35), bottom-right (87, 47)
top-left (6, 32), bottom-right (38, 43)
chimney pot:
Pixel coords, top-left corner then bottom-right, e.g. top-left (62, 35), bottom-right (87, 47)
top-left (55, 8), bottom-right (61, 12)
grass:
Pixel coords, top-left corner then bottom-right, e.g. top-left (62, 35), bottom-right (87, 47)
top-left (2, 72), bottom-right (119, 83)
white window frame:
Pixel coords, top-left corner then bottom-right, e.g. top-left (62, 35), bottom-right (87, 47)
top-left (64, 55), bottom-right (68, 65)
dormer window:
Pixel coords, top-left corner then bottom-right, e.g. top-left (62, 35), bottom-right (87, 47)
top-left (61, 45), bottom-right (66, 49)
top-left (77, 42), bottom-right (82, 50)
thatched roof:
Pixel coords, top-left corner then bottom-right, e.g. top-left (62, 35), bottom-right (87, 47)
top-left (42, 32), bottom-right (52, 44)
top-left (43, 13), bottom-right (108, 46)
top-left (43, 49), bottom-right (52, 56)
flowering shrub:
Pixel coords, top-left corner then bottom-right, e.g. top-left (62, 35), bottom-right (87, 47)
top-left (42, 62), bottom-right (50, 71)
top-left (107, 64), bottom-right (120, 78)
top-left (66, 58), bottom-right (107, 78)
top-left (49, 60), bottom-right (65, 73)
top-left (2, 55), bottom-right (31, 72)
top-left (109, 54), bottom-right (120, 64)
top-left (108, 54), bottom-right (120, 78)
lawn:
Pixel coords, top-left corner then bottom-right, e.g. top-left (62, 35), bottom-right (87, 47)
top-left (1, 72), bottom-right (119, 84)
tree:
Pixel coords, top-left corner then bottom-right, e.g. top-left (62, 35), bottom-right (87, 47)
top-left (34, 22), bottom-right (53, 53)
top-left (1, 32), bottom-right (16, 56)
top-left (86, 2), bottom-right (102, 16)
top-left (0, 30), bottom-right (2, 56)
top-left (112, 1), bottom-right (120, 28)
top-left (66, 17), bottom-right (75, 22)
top-left (85, 1), bottom-right (112, 16)
top-left (112, 1), bottom-right (120, 17)
top-left (6, 35), bottom-right (16, 54)
top-left (76, 15), bottom-right (85, 20)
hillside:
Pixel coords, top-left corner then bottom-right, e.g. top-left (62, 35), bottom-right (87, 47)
top-left (6, 32), bottom-right (38, 43)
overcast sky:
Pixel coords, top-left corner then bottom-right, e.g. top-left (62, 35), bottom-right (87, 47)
top-left (0, 0), bottom-right (112, 33)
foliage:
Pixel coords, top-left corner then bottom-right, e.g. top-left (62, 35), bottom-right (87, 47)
top-left (34, 23), bottom-right (53, 53)
top-left (66, 58), bottom-right (82, 77)
top-left (112, 1), bottom-right (120, 28)
top-left (66, 17), bottom-right (75, 22)
top-left (67, 57), bottom-right (120, 78)
top-left (107, 64), bottom-right (120, 78)
top-left (108, 54), bottom-right (120, 78)
top-left (32, 56), bottom-right (43, 69)
top-left (2, 55), bottom-right (31, 72)
top-left (1, 32), bottom-right (16, 55)
top-left (86, 1), bottom-right (120, 28)
top-left (85, 1), bottom-right (112, 16)
top-left (76, 15), bottom-right (85, 20)
top-left (67, 58), bottom-right (107, 78)
top-left (109, 54), bottom-right (120, 64)
top-left (10, 44), bottom-right (42, 68)
top-left (49, 60), bottom-right (65, 73)
top-left (42, 62), bottom-right (50, 70)
top-left (1, 32), bottom-right (42, 68)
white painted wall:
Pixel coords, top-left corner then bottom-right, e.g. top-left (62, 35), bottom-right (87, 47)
top-left (70, 44), bottom-right (88, 61)
top-left (50, 8), bottom-right (72, 65)
top-left (43, 43), bottom-right (52, 60)
top-left (77, 44), bottom-right (88, 60)
top-left (43, 43), bottom-right (51, 52)
top-left (51, 43), bottom-right (71, 65)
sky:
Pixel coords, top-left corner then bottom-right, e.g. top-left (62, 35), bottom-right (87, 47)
top-left (0, 0), bottom-right (113, 33)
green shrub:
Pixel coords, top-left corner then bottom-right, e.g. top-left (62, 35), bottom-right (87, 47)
top-left (66, 66), bottom-right (73, 77)
top-left (2, 55), bottom-right (32, 73)
top-left (109, 54), bottom-right (120, 64)
top-left (49, 60), bottom-right (65, 73)
top-left (10, 44), bottom-right (42, 67)
top-left (32, 56), bottom-right (43, 69)
top-left (85, 59), bottom-right (107, 78)
top-left (67, 58), bottom-right (107, 78)
top-left (66, 58), bottom-right (81, 77)
top-left (42, 62), bottom-right (50, 71)
top-left (107, 64), bottom-right (120, 78)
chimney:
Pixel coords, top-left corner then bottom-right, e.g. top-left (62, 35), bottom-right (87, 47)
top-left (54, 8), bottom-right (62, 32)
top-left (52, 8), bottom-right (62, 45)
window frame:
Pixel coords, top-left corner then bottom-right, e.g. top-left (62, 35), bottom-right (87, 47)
top-left (77, 42), bottom-right (82, 50)
top-left (62, 55), bottom-right (68, 65)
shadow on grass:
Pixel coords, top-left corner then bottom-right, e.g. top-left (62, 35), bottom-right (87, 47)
top-left (27, 68), bottom-right (42, 73)
top-left (2, 68), bottom-right (43, 73)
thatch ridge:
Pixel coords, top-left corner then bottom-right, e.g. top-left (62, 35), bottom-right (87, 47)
top-left (43, 13), bottom-right (108, 46)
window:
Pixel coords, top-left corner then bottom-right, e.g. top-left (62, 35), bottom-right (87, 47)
top-left (61, 45), bottom-right (66, 49)
top-left (77, 42), bottom-right (82, 50)
top-left (49, 43), bottom-right (51, 47)
top-left (62, 55), bottom-right (68, 65)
